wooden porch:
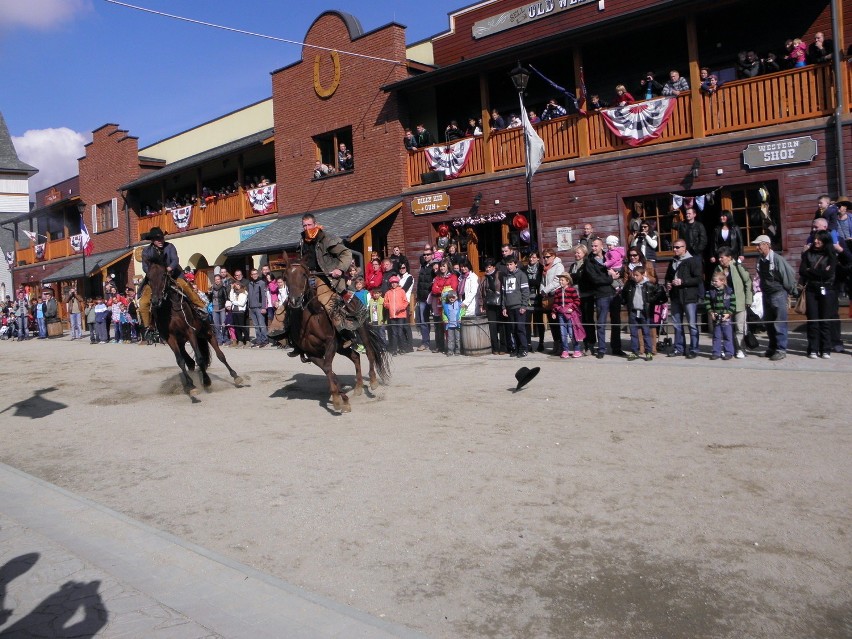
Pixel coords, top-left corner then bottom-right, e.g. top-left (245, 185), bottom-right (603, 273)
top-left (407, 63), bottom-right (847, 187)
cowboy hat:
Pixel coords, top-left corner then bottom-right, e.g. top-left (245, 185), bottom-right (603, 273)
top-left (143, 226), bottom-right (166, 241)
top-left (835, 195), bottom-right (852, 208)
top-left (514, 366), bottom-right (540, 391)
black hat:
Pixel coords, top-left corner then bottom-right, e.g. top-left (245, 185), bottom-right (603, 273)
top-left (144, 226), bottom-right (165, 241)
top-left (514, 366), bottom-right (540, 391)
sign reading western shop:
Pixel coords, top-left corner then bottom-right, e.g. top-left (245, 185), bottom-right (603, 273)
top-left (411, 193), bottom-right (450, 216)
top-left (743, 136), bottom-right (818, 169)
top-left (472, 0), bottom-right (594, 39)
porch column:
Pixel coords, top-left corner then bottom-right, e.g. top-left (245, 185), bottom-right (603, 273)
top-left (479, 73), bottom-right (494, 174)
top-left (572, 48), bottom-right (590, 158)
top-left (686, 16), bottom-right (705, 139)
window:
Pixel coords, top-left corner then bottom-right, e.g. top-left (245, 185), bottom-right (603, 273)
top-left (312, 126), bottom-right (353, 174)
top-left (92, 199), bottom-right (118, 233)
top-left (625, 195), bottom-right (677, 254)
top-left (721, 183), bottom-right (780, 250)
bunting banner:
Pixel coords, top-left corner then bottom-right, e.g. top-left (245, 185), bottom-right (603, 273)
top-left (424, 138), bottom-right (474, 178)
top-left (5, 251), bottom-right (14, 267)
top-left (70, 234), bottom-right (84, 253)
top-left (599, 97), bottom-right (676, 147)
top-left (22, 229), bottom-right (38, 243)
top-left (246, 184), bottom-right (277, 215)
top-left (35, 243), bottom-right (46, 260)
top-left (168, 205), bottom-right (193, 230)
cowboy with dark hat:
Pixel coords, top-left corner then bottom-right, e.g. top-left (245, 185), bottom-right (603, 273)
top-left (137, 226), bottom-right (208, 338)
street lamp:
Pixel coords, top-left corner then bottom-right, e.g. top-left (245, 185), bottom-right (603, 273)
top-left (509, 62), bottom-right (536, 250)
top-left (76, 201), bottom-right (87, 297)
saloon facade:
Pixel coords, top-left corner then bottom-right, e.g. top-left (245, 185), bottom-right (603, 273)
top-left (7, 0), bottom-right (851, 317)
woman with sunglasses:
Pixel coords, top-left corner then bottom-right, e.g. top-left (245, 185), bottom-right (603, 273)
top-left (539, 249), bottom-right (565, 355)
top-left (630, 220), bottom-right (658, 262)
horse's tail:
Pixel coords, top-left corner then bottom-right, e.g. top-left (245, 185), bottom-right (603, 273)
top-left (363, 323), bottom-right (391, 384)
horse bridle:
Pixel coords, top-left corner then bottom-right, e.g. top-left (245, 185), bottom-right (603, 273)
top-left (287, 264), bottom-right (325, 310)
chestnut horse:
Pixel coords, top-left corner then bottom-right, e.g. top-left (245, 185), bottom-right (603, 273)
top-left (147, 260), bottom-right (243, 394)
top-left (283, 261), bottom-right (390, 413)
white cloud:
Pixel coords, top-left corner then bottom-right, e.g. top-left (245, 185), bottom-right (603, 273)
top-left (0, 0), bottom-right (90, 30)
top-left (12, 128), bottom-right (90, 197)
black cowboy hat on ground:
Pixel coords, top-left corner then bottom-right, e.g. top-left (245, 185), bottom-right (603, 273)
top-left (143, 226), bottom-right (166, 241)
top-left (514, 366), bottom-right (540, 391)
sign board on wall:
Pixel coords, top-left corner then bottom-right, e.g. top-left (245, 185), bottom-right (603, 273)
top-left (743, 136), bottom-right (817, 169)
top-left (555, 227), bottom-right (573, 251)
top-left (472, 0), bottom-right (594, 39)
top-left (239, 222), bottom-right (273, 242)
top-left (411, 193), bottom-right (450, 216)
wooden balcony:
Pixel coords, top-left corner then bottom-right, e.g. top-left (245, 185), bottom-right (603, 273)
top-left (137, 188), bottom-right (276, 241)
top-left (405, 62), bottom-right (849, 188)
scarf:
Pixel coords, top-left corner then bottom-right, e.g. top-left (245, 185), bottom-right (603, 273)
top-left (304, 225), bottom-right (323, 240)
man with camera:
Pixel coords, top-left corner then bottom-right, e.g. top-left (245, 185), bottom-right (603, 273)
top-left (639, 71), bottom-right (664, 100)
top-left (540, 99), bottom-right (567, 121)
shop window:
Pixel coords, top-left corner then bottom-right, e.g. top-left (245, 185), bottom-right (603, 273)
top-left (92, 199), bottom-right (118, 233)
top-left (721, 183), bottom-right (780, 251)
top-left (312, 126), bottom-right (353, 173)
top-left (625, 195), bottom-right (678, 254)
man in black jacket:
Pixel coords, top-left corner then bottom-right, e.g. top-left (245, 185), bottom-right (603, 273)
top-left (415, 259), bottom-right (435, 350)
top-left (585, 239), bottom-right (616, 359)
top-left (665, 240), bottom-right (703, 358)
top-left (673, 207), bottom-right (708, 257)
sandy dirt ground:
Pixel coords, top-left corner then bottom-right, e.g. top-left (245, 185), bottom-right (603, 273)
top-left (0, 335), bottom-right (850, 638)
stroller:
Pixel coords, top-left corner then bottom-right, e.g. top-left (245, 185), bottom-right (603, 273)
top-left (654, 301), bottom-right (673, 355)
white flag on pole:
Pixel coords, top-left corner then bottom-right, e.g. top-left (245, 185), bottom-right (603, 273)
top-left (521, 95), bottom-right (545, 179)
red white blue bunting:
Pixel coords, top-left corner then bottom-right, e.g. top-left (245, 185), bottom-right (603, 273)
top-left (600, 98), bottom-right (677, 147)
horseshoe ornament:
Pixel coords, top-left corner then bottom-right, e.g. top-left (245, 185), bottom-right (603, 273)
top-left (313, 51), bottom-right (341, 99)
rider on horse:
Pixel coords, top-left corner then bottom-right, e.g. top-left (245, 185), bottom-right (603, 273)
top-left (296, 213), bottom-right (361, 348)
top-left (137, 226), bottom-right (209, 340)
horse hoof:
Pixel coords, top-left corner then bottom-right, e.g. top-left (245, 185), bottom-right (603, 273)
top-left (341, 403), bottom-right (352, 413)
top-left (332, 396), bottom-right (343, 411)
top-left (369, 381), bottom-right (378, 390)
top-left (353, 386), bottom-right (363, 397)
top-left (233, 376), bottom-right (244, 386)
top-left (188, 388), bottom-right (199, 396)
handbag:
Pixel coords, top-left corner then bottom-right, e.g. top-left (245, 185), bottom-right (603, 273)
top-left (541, 296), bottom-right (553, 311)
top-left (793, 285), bottom-right (807, 315)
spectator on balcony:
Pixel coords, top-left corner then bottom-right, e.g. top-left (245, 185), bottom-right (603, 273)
top-left (762, 52), bottom-right (781, 74)
top-left (338, 143), bottom-right (353, 171)
top-left (444, 120), bottom-right (464, 142)
top-left (613, 84), bottom-right (634, 106)
top-left (736, 51), bottom-right (762, 78)
top-left (588, 94), bottom-right (609, 110)
top-left (489, 108), bottom-right (506, 130)
top-left (540, 99), bottom-right (567, 121)
top-left (507, 114), bottom-right (523, 128)
top-left (403, 128), bottom-right (418, 152)
top-left (808, 32), bottom-right (833, 64)
top-left (313, 161), bottom-right (335, 179)
top-left (662, 70), bottom-right (690, 97)
top-left (639, 71), bottom-right (664, 100)
top-left (785, 38), bottom-right (808, 68)
top-left (415, 123), bottom-right (434, 147)
top-left (700, 74), bottom-right (720, 96)
top-left (527, 109), bottom-right (540, 124)
top-left (465, 117), bottom-right (482, 136)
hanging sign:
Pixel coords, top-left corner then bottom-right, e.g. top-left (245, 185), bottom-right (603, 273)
top-left (743, 136), bottom-right (817, 169)
top-left (411, 193), bottom-right (450, 216)
top-left (472, 0), bottom-right (594, 39)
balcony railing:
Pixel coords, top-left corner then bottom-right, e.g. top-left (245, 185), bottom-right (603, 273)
top-left (137, 187), bottom-right (276, 241)
top-left (406, 62), bottom-right (848, 188)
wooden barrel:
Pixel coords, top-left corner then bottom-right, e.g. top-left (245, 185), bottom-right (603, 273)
top-left (461, 315), bottom-right (490, 356)
top-left (47, 320), bottom-right (64, 338)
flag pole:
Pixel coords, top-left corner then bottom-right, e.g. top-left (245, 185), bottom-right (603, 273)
top-left (509, 62), bottom-right (538, 251)
top-left (77, 202), bottom-right (87, 298)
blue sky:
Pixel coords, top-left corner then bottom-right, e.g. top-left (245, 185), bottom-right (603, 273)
top-left (0, 0), bottom-right (464, 194)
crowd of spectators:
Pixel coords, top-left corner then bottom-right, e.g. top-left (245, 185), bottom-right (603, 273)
top-left (141, 176), bottom-right (272, 216)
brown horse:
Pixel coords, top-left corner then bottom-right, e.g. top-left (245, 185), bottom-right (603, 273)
top-left (147, 260), bottom-right (243, 395)
top-left (283, 261), bottom-right (390, 413)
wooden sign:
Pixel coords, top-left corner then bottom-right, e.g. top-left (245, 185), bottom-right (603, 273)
top-left (44, 188), bottom-right (62, 205)
top-left (411, 193), bottom-right (450, 216)
top-left (743, 136), bottom-right (817, 169)
top-left (472, 0), bottom-right (594, 39)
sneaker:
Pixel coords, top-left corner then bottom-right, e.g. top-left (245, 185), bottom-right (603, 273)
top-left (710, 354), bottom-right (720, 360)
top-left (769, 351), bottom-right (786, 361)
top-left (572, 351), bottom-right (583, 358)
top-left (560, 351), bottom-right (571, 359)
top-left (517, 351), bottom-right (528, 358)
top-left (807, 353), bottom-right (818, 359)
top-left (645, 353), bottom-right (654, 361)
top-left (763, 350), bottom-right (776, 358)
top-left (685, 352), bottom-right (697, 359)
top-left (627, 353), bottom-right (639, 361)
top-left (735, 350), bottom-right (745, 359)
top-left (722, 354), bottom-right (732, 360)
top-left (667, 351), bottom-right (683, 358)
top-left (595, 352), bottom-right (604, 359)
top-left (416, 345), bottom-right (428, 351)
top-left (820, 353), bottom-right (831, 359)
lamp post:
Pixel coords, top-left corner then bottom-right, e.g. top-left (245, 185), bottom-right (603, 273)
top-left (76, 201), bottom-right (87, 298)
top-left (509, 62), bottom-right (536, 249)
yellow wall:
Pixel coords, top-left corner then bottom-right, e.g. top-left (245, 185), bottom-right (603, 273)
top-left (406, 41), bottom-right (434, 66)
top-left (140, 99), bottom-right (273, 163)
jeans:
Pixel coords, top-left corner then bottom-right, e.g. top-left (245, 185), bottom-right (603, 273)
top-left (711, 318), bottom-right (734, 356)
top-left (594, 295), bottom-right (613, 353)
top-left (415, 301), bottom-right (431, 347)
top-left (17, 316), bottom-right (28, 339)
top-left (212, 309), bottom-right (227, 343)
top-left (609, 294), bottom-right (623, 354)
top-left (70, 313), bottom-right (82, 339)
top-left (628, 311), bottom-right (654, 354)
top-left (485, 305), bottom-right (507, 352)
top-left (37, 317), bottom-right (47, 338)
top-left (763, 289), bottom-right (788, 352)
top-left (388, 318), bottom-right (406, 353)
top-left (249, 307), bottom-right (268, 344)
top-left (557, 314), bottom-right (578, 352)
top-left (670, 299), bottom-right (699, 354)
top-left (446, 327), bottom-right (460, 354)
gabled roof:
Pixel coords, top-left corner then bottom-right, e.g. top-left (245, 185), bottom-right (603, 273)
top-left (0, 112), bottom-right (38, 175)
top-left (226, 196), bottom-right (402, 257)
top-left (119, 128), bottom-right (274, 191)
